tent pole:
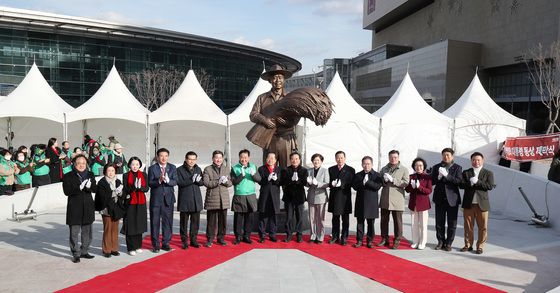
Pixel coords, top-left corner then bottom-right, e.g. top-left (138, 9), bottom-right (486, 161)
top-left (377, 118), bottom-right (382, 171)
top-left (226, 116), bottom-right (231, 166)
top-left (63, 113), bottom-right (68, 141)
top-left (145, 115), bottom-right (150, 169)
top-left (7, 117), bottom-right (12, 149)
top-left (451, 118), bottom-right (456, 150)
top-left (82, 120), bottom-right (87, 137)
top-left (302, 118), bottom-right (307, 166)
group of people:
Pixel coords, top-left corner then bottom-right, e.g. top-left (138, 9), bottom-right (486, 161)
top-left (62, 143), bottom-right (496, 264)
top-left (0, 135), bottom-right (127, 196)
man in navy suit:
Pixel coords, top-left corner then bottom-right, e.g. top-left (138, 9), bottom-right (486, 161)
top-left (148, 148), bottom-right (177, 252)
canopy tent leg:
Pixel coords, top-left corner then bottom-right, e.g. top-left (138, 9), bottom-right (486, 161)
top-left (63, 113), bottom-right (68, 142)
top-left (6, 117), bottom-right (12, 150)
top-left (302, 118), bottom-right (307, 166)
top-left (226, 116), bottom-right (231, 165)
top-left (451, 118), bottom-right (456, 151)
top-left (145, 115), bottom-right (150, 169)
top-left (377, 118), bottom-right (383, 171)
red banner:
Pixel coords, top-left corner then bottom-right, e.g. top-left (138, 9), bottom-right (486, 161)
top-left (503, 133), bottom-right (560, 162)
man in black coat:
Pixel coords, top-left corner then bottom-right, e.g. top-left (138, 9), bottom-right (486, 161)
top-left (328, 151), bottom-right (355, 245)
top-left (256, 152), bottom-right (282, 243)
top-left (281, 152), bottom-right (308, 243)
top-left (63, 154), bottom-right (97, 263)
top-left (176, 151), bottom-right (204, 249)
top-left (430, 148), bottom-right (463, 251)
top-left (352, 156), bottom-right (383, 248)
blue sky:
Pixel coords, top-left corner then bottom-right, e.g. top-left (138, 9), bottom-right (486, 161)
top-left (1, 0), bottom-right (371, 74)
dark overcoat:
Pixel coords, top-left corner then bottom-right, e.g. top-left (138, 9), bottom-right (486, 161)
top-left (328, 164), bottom-right (355, 215)
top-left (176, 164), bottom-right (204, 213)
top-left (352, 170), bottom-right (383, 219)
top-left (63, 170), bottom-right (97, 225)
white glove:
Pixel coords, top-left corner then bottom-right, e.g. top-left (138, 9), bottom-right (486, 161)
top-left (192, 173), bottom-right (197, 182)
top-left (291, 171), bottom-right (298, 181)
top-left (268, 172), bottom-right (274, 181)
top-left (312, 177), bottom-right (318, 186)
top-left (331, 180), bottom-right (338, 187)
top-left (79, 179), bottom-right (88, 190)
top-left (241, 167), bottom-right (246, 177)
top-left (115, 185), bottom-right (123, 194)
top-left (335, 179), bottom-right (341, 187)
top-left (470, 177), bottom-right (478, 186)
top-left (411, 179), bottom-right (416, 189)
top-left (164, 173), bottom-right (170, 184)
top-left (384, 173), bottom-right (394, 182)
top-left (195, 174), bottom-right (202, 182)
top-left (415, 179), bottom-right (420, 189)
top-left (250, 168), bottom-right (256, 176)
top-left (438, 167), bottom-right (448, 178)
top-left (85, 179), bottom-right (92, 189)
top-left (219, 175), bottom-right (228, 184)
top-left (271, 173), bottom-right (278, 181)
top-left (135, 177), bottom-right (141, 189)
top-left (363, 173), bottom-right (369, 185)
top-left (307, 176), bottom-right (313, 185)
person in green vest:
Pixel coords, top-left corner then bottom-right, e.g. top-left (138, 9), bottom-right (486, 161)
top-left (107, 143), bottom-right (128, 174)
top-left (14, 150), bottom-right (32, 191)
top-left (89, 146), bottom-right (106, 176)
top-left (0, 149), bottom-right (19, 195)
top-left (230, 149), bottom-right (260, 245)
top-left (32, 144), bottom-right (51, 187)
top-left (61, 141), bottom-right (74, 175)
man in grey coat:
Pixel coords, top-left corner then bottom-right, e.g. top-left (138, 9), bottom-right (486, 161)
top-left (203, 150), bottom-right (232, 247)
top-left (378, 150), bottom-right (409, 249)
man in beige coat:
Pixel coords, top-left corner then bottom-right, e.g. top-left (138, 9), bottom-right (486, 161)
top-left (203, 150), bottom-right (232, 247)
top-left (378, 150), bottom-right (409, 249)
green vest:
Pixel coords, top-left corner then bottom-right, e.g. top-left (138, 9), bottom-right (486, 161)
top-left (15, 161), bottom-right (32, 185)
top-left (62, 150), bottom-right (73, 174)
top-left (32, 154), bottom-right (50, 176)
top-left (0, 157), bottom-right (12, 185)
top-left (232, 163), bottom-right (257, 196)
top-left (91, 162), bottom-right (103, 176)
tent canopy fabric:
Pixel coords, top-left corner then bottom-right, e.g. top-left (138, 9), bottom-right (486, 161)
top-left (443, 74), bottom-right (526, 130)
top-left (0, 63), bottom-right (73, 123)
top-left (66, 65), bottom-right (149, 124)
top-left (228, 70), bottom-right (269, 125)
top-left (305, 72), bottom-right (380, 169)
top-left (149, 70), bottom-right (226, 125)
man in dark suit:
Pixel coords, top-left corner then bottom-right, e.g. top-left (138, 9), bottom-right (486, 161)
top-left (176, 151), bottom-right (204, 249)
top-left (148, 148), bottom-right (177, 252)
top-left (281, 152), bottom-right (308, 243)
top-left (460, 152), bottom-right (495, 255)
top-left (327, 151), bottom-right (355, 245)
top-left (430, 148), bottom-right (463, 251)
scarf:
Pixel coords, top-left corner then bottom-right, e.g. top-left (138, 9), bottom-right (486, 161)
top-left (266, 165), bottom-right (275, 173)
top-left (127, 171), bottom-right (146, 205)
top-left (76, 169), bottom-right (89, 182)
top-left (105, 175), bottom-right (118, 199)
top-left (441, 160), bottom-right (454, 169)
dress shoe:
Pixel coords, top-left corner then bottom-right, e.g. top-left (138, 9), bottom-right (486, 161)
top-left (111, 251), bottom-right (120, 256)
top-left (296, 234), bottom-right (303, 243)
top-left (136, 249), bottom-right (143, 253)
top-left (284, 234), bottom-right (293, 243)
top-left (129, 250), bottom-right (137, 256)
top-left (392, 240), bottom-right (400, 250)
top-left (418, 245), bottom-right (426, 250)
top-left (152, 248), bottom-right (160, 253)
top-left (190, 242), bottom-right (201, 248)
top-left (340, 238), bottom-right (347, 246)
top-left (443, 245), bottom-right (452, 252)
top-left (460, 246), bottom-right (473, 252)
top-left (316, 240), bottom-right (323, 244)
top-left (435, 242), bottom-right (443, 250)
top-left (258, 237), bottom-right (265, 243)
top-left (376, 237), bottom-right (389, 247)
top-left (217, 239), bottom-right (227, 246)
top-left (233, 237), bottom-right (241, 245)
top-left (269, 236), bottom-right (278, 242)
top-left (243, 237), bottom-right (253, 244)
top-left (328, 238), bottom-right (339, 244)
top-left (80, 253), bottom-right (95, 259)
top-left (103, 252), bottom-right (112, 258)
top-left (309, 238), bottom-right (316, 243)
top-left (353, 241), bottom-right (362, 248)
top-left (162, 245), bottom-right (171, 251)
top-left (205, 241), bottom-right (213, 248)
top-left (182, 243), bottom-right (189, 250)
top-left (72, 256), bottom-right (80, 263)
top-left (476, 248), bottom-right (483, 254)
top-left (366, 240), bottom-right (373, 248)
top-left (410, 243), bottom-right (418, 249)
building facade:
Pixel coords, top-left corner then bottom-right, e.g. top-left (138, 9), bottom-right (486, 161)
top-left (357, 0), bottom-right (560, 133)
top-left (0, 7), bottom-right (301, 112)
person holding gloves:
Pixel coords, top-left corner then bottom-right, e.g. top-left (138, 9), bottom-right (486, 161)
top-left (203, 150), bottom-right (232, 247)
top-left (352, 156), bottom-right (383, 248)
top-left (95, 163), bottom-right (124, 258)
top-left (176, 151), bottom-right (204, 249)
top-left (122, 157), bottom-right (149, 255)
top-left (306, 153), bottom-right (329, 244)
top-left (327, 151), bottom-right (355, 246)
top-left (405, 158), bottom-right (432, 250)
top-left (281, 152), bottom-right (308, 243)
top-left (256, 152), bottom-right (282, 243)
top-left (230, 149), bottom-right (260, 245)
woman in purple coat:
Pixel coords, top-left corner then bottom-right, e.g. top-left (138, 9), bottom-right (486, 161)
top-left (405, 157), bottom-right (432, 250)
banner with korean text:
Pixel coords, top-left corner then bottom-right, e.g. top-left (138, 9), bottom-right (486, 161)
top-left (503, 133), bottom-right (560, 162)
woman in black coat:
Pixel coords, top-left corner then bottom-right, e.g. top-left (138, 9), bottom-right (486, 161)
top-left (46, 137), bottom-right (65, 183)
top-left (256, 152), bottom-right (282, 243)
top-left (176, 151), bottom-right (204, 249)
top-left (352, 156), bottom-right (383, 248)
top-left (281, 152), bottom-right (308, 243)
top-left (95, 164), bottom-right (124, 258)
top-left (122, 157), bottom-right (149, 255)
top-left (63, 154), bottom-right (97, 263)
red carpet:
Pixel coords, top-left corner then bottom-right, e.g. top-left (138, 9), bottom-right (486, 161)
top-left (58, 234), bottom-right (503, 293)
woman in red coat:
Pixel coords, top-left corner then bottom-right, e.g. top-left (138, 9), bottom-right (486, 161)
top-left (405, 157), bottom-right (432, 250)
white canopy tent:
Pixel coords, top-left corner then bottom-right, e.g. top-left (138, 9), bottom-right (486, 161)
top-left (227, 70), bottom-right (270, 165)
top-left (0, 63), bottom-right (74, 149)
top-left (149, 70), bottom-right (227, 165)
top-left (374, 73), bottom-right (453, 170)
top-left (66, 65), bottom-right (150, 164)
top-left (305, 72), bottom-right (380, 169)
top-left (444, 74), bottom-right (526, 163)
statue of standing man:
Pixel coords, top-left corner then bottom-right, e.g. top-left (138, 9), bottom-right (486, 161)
top-left (249, 65), bottom-right (299, 168)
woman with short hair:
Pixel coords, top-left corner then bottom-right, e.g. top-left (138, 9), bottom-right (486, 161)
top-left (405, 157), bottom-right (432, 250)
top-left (95, 164), bottom-right (124, 258)
top-left (306, 153), bottom-right (330, 244)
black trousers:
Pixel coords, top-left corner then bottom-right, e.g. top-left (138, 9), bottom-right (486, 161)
top-left (285, 202), bottom-right (304, 236)
top-left (126, 234), bottom-right (143, 251)
top-left (435, 201), bottom-right (459, 246)
top-left (356, 217), bottom-right (375, 242)
top-left (180, 211), bottom-right (200, 244)
top-left (149, 204), bottom-right (173, 248)
top-left (331, 213), bottom-right (350, 240)
top-left (234, 212), bottom-right (253, 239)
top-left (380, 209), bottom-right (403, 240)
top-left (206, 209), bottom-right (227, 242)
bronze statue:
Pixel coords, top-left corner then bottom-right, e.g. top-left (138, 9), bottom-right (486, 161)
top-left (248, 64), bottom-right (333, 167)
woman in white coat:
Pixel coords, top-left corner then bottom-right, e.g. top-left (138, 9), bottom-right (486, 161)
top-left (306, 153), bottom-right (330, 244)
